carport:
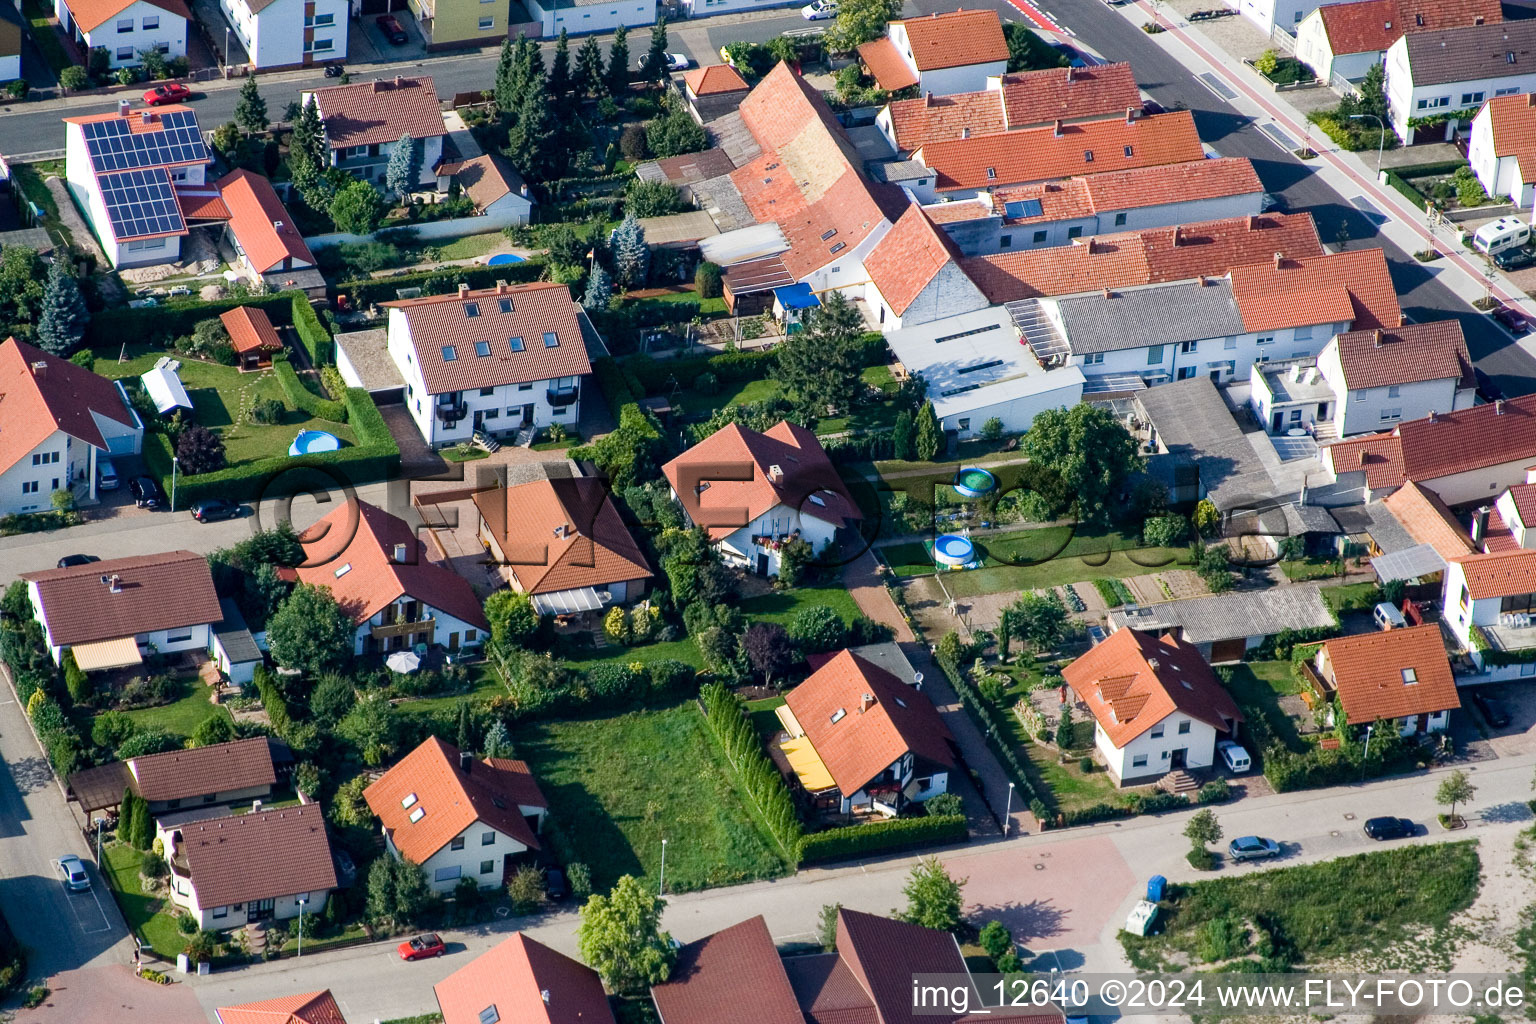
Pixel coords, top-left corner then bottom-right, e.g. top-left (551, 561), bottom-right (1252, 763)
top-left (66, 760), bottom-right (132, 819)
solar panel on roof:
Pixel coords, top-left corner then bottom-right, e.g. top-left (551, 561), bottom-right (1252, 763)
top-left (83, 110), bottom-right (207, 173)
top-left (1004, 199), bottom-right (1043, 219)
top-left (98, 168), bottom-right (185, 240)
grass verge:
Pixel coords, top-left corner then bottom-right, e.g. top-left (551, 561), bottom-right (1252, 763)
top-left (102, 844), bottom-right (184, 961)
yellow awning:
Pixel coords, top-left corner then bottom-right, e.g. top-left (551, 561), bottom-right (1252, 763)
top-left (775, 703), bottom-right (806, 738)
top-left (71, 637), bottom-right (143, 672)
top-left (779, 736), bottom-right (836, 793)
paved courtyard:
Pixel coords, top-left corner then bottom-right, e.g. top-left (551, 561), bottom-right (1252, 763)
top-left (17, 964), bottom-right (205, 1024)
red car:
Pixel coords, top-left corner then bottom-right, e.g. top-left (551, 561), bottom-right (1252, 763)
top-left (376, 14), bottom-right (408, 44)
top-left (398, 934), bottom-right (445, 961)
top-left (143, 83), bottom-right (190, 106)
top-left (1494, 304), bottom-right (1531, 334)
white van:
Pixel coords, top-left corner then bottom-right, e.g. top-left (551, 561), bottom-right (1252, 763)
top-left (1474, 216), bottom-right (1532, 256)
top-left (1373, 601), bottom-right (1407, 631)
top-left (97, 457), bottom-right (120, 491)
top-left (1217, 740), bottom-right (1251, 774)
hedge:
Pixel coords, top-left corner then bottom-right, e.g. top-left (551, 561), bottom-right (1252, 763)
top-left (1384, 170), bottom-right (1428, 211)
top-left (85, 291), bottom-right (299, 349)
top-left (1393, 158), bottom-right (1471, 178)
top-left (335, 259), bottom-right (549, 306)
top-left (798, 814), bottom-right (966, 864)
top-left (252, 665), bottom-right (291, 736)
top-left (698, 683), bottom-right (802, 863)
top-left (0, 908), bottom-right (25, 994)
top-left (621, 333), bottom-right (888, 394)
top-left (273, 358), bottom-right (348, 423)
top-left (1040, 791), bottom-right (1190, 830)
top-left (934, 651), bottom-right (1039, 808)
top-left (591, 356), bottom-right (642, 422)
top-left (291, 294), bottom-right (333, 367)
top-left (821, 432), bottom-right (896, 461)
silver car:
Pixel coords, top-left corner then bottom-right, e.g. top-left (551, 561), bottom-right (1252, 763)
top-left (1227, 836), bottom-right (1280, 862)
top-left (58, 854), bottom-right (90, 892)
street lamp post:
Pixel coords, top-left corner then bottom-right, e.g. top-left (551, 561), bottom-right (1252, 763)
top-left (170, 456), bottom-right (179, 513)
top-left (296, 897), bottom-right (307, 957)
top-left (658, 839), bottom-right (667, 896)
top-left (1004, 782), bottom-right (1015, 836)
top-left (1349, 114), bottom-right (1386, 176)
top-left (225, 28), bottom-right (231, 68)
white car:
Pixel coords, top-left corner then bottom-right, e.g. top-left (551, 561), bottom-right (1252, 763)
top-left (665, 52), bottom-right (691, 71)
top-left (802, 0), bottom-right (837, 19)
top-left (58, 854), bottom-right (90, 892)
top-left (1217, 740), bottom-right (1251, 774)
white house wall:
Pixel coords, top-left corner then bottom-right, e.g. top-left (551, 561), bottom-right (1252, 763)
top-left (62, 0), bottom-right (186, 68)
top-left (0, 431), bottom-right (84, 516)
top-left (868, 260), bottom-right (989, 330)
top-left (391, 818), bottom-right (541, 893)
top-left (934, 375), bottom-right (1085, 437)
top-left (1469, 107), bottom-right (1535, 207)
top-left (712, 503), bottom-right (839, 576)
top-left (1385, 39), bottom-right (1536, 140)
top-left (524, 0), bottom-right (656, 35)
top-left (223, 0), bottom-right (346, 68)
top-left (1093, 712), bottom-right (1221, 785)
top-left (1236, 0), bottom-right (1316, 36)
top-left (350, 599), bottom-right (484, 655)
top-left (1061, 321), bottom-right (1348, 385)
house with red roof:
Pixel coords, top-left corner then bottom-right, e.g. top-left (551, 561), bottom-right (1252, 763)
top-left (216, 169), bottom-right (321, 296)
top-left (1469, 94), bottom-right (1536, 208)
top-left (301, 76), bottom-right (447, 190)
top-left (217, 989), bottom-right (351, 1024)
top-left (1444, 543), bottom-right (1536, 680)
top-left (681, 63), bottom-right (751, 122)
top-left (55, 0), bottom-right (186, 70)
top-left (366, 737), bottom-right (547, 892)
top-left (1311, 624), bottom-right (1458, 734)
top-left (0, 338), bottom-right (142, 516)
top-left (295, 499), bottom-right (488, 656)
top-left (857, 9), bottom-right (1009, 96)
top-left (1297, 0), bottom-right (1499, 85)
top-left (436, 933), bottom-right (612, 1024)
top-left (662, 421), bottom-right (861, 577)
top-left (862, 204), bottom-right (990, 329)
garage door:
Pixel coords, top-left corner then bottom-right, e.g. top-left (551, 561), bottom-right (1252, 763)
top-left (1210, 638), bottom-right (1247, 664)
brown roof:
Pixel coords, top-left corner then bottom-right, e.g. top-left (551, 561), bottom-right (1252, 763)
top-left (217, 990), bottom-right (350, 1024)
top-left (836, 909), bottom-right (970, 1024)
top-left (651, 917), bottom-right (804, 1024)
top-left (21, 550), bottom-right (220, 647)
top-left (60, 0), bottom-right (187, 33)
top-left (1401, 19), bottom-right (1536, 87)
top-left (313, 76), bottom-right (446, 150)
top-left (651, 148), bottom-right (738, 185)
top-left (472, 475), bottom-right (650, 596)
top-left (295, 500), bottom-right (488, 630)
top-left (924, 197), bottom-right (995, 223)
top-left (858, 37), bottom-right (921, 91)
top-left (915, 111), bottom-right (1205, 192)
top-left (883, 91), bottom-right (1006, 152)
top-left (683, 63), bottom-right (750, 96)
top-left (863, 204), bottom-right (969, 315)
top-left (1324, 431), bottom-right (1408, 489)
top-left (1384, 480), bottom-right (1475, 558)
top-left (129, 737), bottom-right (277, 802)
top-left (363, 737), bottom-right (545, 863)
top-left (897, 9), bottom-right (1008, 70)
top-left (783, 953), bottom-right (880, 1024)
top-left (216, 170), bottom-right (315, 275)
top-left (1507, 482), bottom-right (1536, 527)
top-left (1316, 0), bottom-right (1400, 54)
top-left (221, 306), bottom-right (284, 358)
top-left (785, 650), bottom-right (954, 796)
top-left (382, 281), bottom-right (590, 395)
top-left (1451, 547), bottom-right (1536, 599)
top-left (662, 421), bottom-right (861, 541)
top-left (1063, 628), bottom-right (1243, 748)
top-left (435, 933), bottom-right (613, 1024)
top-left (438, 153), bottom-right (526, 213)
top-left (1398, 0), bottom-right (1502, 31)
top-left (178, 805), bottom-right (337, 909)
top-left (996, 62), bottom-right (1142, 128)
top-left (1318, 624), bottom-right (1459, 724)
top-left (1390, 394), bottom-right (1536, 482)
top-left (0, 337), bottom-right (137, 477)
top-left (1482, 93), bottom-right (1536, 180)
top-left (1229, 249), bottom-right (1400, 332)
top-left (1330, 320), bottom-right (1473, 390)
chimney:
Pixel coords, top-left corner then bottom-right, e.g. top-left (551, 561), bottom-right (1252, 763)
top-left (108, 575), bottom-right (122, 594)
top-left (1147, 657), bottom-right (1160, 671)
top-left (1373, 329), bottom-right (1383, 348)
top-left (1428, 410), bottom-right (1437, 422)
top-left (459, 751), bottom-right (473, 773)
top-left (925, 91), bottom-right (933, 106)
top-left (1476, 14), bottom-right (1485, 23)
top-left (1473, 506), bottom-right (1491, 544)
top-left (1126, 106), bottom-right (1137, 124)
top-left (769, 464), bottom-right (783, 481)
top-left (393, 542), bottom-right (408, 563)
top-left (273, 220), bottom-right (284, 231)
top-left (1274, 251), bottom-right (1283, 269)
top-left (29, 360), bottom-right (44, 378)
top-left (496, 280), bottom-right (508, 293)
top-left (541, 991), bottom-right (551, 1004)
top-left (1359, 450), bottom-right (1368, 466)
top-left (1053, 119), bottom-right (1063, 138)
top-left (1529, 93), bottom-right (1536, 108)
top-left (1290, 363), bottom-right (1305, 382)
top-left (1172, 226), bottom-right (1182, 246)
top-left (1086, 237), bottom-right (1097, 254)
top-left (458, 283), bottom-right (470, 297)
top-left (1399, 312), bottom-right (1408, 326)
top-left (1197, 274), bottom-right (1206, 287)
top-left (860, 693), bottom-right (876, 713)
top-left (395, 75), bottom-right (404, 87)
top-left (1498, 398), bottom-right (1507, 415)
top-left (140, 110), bottom-right (152, 126)
top-left (1102, 287), bottom-right (1112, 299)
top-left (116, 99), bottom-right (131, 119)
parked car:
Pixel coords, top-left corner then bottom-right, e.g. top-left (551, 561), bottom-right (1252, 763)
top-left (664, 52), bottom-right (691, 71)
top-left (1226, 836), bottom-right (1280, 862)
top-left (1495, 246), bottom-right (1536, 271)
top-left (1142, 98), bottom-right (1165, 115)
top-left (398, 934), bottom-right (446, 961)
top-left (376, 14), bottom-right (408, 44)
top-left (1363, 816), bottom-right (1415, 840)
top-left (191, 498), bottom-right (245, 523)
top-left (1476, 367), bottom-right (1506, 403)
top-left (143, 83), bottom-right (191, 106)
top-left (1373, 601), bottom-right (1407, 631)
top-left (129, 476), bottom-right (162, 509)
top-left (1493, 304), bottom-right (1531, 334)
top-left (1472, 690), bottom-right (1511, 728)
top-left (545, 866), bottom-right (568, 900)
top-left (801, 0), bottom-right (837, 18)
top-left (57, 854), bottom-right (90, 892)
top-left (1216, 740), bottom-right (1251, 773)
top-left (56, 554), bottom-right (100, 569)
top-left (97, 457), bottom-right (120, 491)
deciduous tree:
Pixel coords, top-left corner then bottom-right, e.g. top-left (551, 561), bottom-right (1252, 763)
top-left (742, 622), bottom-right (795, 686)
top-left (174, 423), bottom-right (226, 475)
top-left (900, 856), bottom-right (966, 932)
top-left (1020, 403), bottom-right (1141, 522)
top-left (577, 874), bottom-right (675, 994)
top-left (266, 583), bottom-right (355, 675)
top-left (330, 179), bottom-right (385, 235)
top-left (827, 0), bottom-right (901, 51)
top-left (1437, 769), bottom-right (1476, 823)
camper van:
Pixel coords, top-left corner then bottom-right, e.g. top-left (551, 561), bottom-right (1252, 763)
top-left (1473, 216), bottom-right (1532, 256)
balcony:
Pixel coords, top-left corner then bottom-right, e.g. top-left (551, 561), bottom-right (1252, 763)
top-left (371, 617), bottom-right (436, 640)
top-left (547, 386), bottom-right (579, 408)
top-left (435, 400), bottom-right (467, 423)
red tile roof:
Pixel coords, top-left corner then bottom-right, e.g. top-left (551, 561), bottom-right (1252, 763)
top-left (1316, 0), bottom-right (1400, 54)
top-left (883, 91), bottom-right (1006, 152)
top-left (382, 281), bottom-right (591, 395)
top-left (835, 908), bottom-right (972, 1024)
top-left (1507, 482), bottom-right (1536, 527)
top-left (1063, 628), bottom-right (1243, 748)
top-left (1077, 157), bottom-right (1264, 212)
top-left (863, 204), bottom-right (969, 315)
top-left (1481, 93), bottom-right (1536, 180)
top-left (785, 650), bottom-right (954, 796)
top-left (1330, 320), bottom-right (1472, 390)
top-left (923, 196), bottom-right (995, 223)
top-left (21, 550), bottom-right (220, 647)
top-left (178, 805), bottom-right (337, 909)
top-left (1324, 431), bottom-right (1407, 489)
top-left (662, 421), bottom-right (861, 541)
top-left (472, 476), bottom-right (650, 596)
top-left (295, 500), bottom-right (488, 631)
top-left (364, 737), bottom-right (546, 863)
top-left (129, 736), bottom-right (276, 803)
top-left (915, 111), bottom-right (1204, 192)
top-left (175, 187), bottom-right (231, 221)
top-left (217, 990), bottom-right (349, 1024)
top-left (1401, 0), bottom-right (1502, 29)
top-left (0, 337), bottom-right (137, 477)
top-left (989, 178), bottom-right (1095, 222)
top-left (217, 169), bottom-right (315, 275)
top-left (651, 916), bottom-right (804, 1024)
top-left (1229, 248), bottom-right (1400, 332)
top-left (1318, 624), bottom-right (1459, 724)
top-left (312, 76), bottom-right (446, 150)
top-left (684, 63), bottom-right (750, 96)
top-left (995, 62), bottom-right (1143, 128)
top-left (897, 9), bottom-right (1009, 70)
top-left (1383, 480), bottom-right (1475, 558)
top-left (435, 933), bottom-right (613, 1024)
top-left (1393, 394), bottom-right (1536, 482)
top-left (1453, 547), bottom-right (1536, 599)
top-left (858, 37), bottom-right (921, 91)
top-left (221, 306), bottom-right (284, 358)
top-left (1483, 506), bottom-right (1520, 552)
top-left (437, 153), bottom-right (526, 214)
top-left (61, 0), bottom-right (187, 34)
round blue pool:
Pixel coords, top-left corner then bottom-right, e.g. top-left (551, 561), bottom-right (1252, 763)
top-left (953, 467), bottom-right (998, 499)
top-left (487, 253), bottom-right (526, 266)
top-left (933, 534), bottom-right (976, 567)
top-left (290, 430), bottom-right (341, 456)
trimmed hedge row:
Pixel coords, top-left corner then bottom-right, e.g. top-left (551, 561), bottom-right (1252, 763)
top-left (335, 259), bottom-right (548, 306)
top-left (934, 651), bottom-right (1040, 809)
top-left (798, 814), bottom-right (967, 864)
top-left (252, 665), bottom-right (291, 736)
top-left (86, 291), bottom-right (299, 349)
top-left (1043, 791), bottom-right (1190, 830)
top-left (1384, 170), bottom-right (1428, 211)
top-left (291, 294), bottom-right (333, 367)
top-left (698, 683), bottom-right (802, 863)
top-left (1394, 158), bottom-right (1471, 178)
top-left (591, 356), bottom-right (644, 422)
top-left (273, 358), bottom-right (348, 423)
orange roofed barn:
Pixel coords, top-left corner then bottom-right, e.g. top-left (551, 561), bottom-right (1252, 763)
top-left (1063, 628), bottom-right (1243, 786)
top-left (435, 933), bottom-right (614, 1024)
top-left (364, 737), bottom-right (548, 893)
top-left (1312, 624), bottom-right (1458, 734)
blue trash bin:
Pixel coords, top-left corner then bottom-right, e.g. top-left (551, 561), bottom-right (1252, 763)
top-left (1147, 874), bottom-right (1167, 902)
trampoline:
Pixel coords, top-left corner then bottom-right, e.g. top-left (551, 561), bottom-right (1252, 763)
top-left (933, 534), bottom-right (976, 567)
top-left (486, 253), bottom-right (526, 266)
top-left (953, 467), bottom-right (998, 499)
top-left (289, 430), bottom-right (341, 456)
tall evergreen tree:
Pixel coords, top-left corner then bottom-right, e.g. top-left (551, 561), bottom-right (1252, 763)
top-left (641, 17), bottom-right (669, 82)
top-left (456, 702), bottom-right (471, 753)
top-left (607, 25), bottom-right (630, 97)
top-left (549, 29), bottom-right (574, 112)
top-left (384, 134), bottom-right (420, 201)
top-left (776, 291), bottom-right (861, 421)
top-left (289, 96), bottom-right (326, 178)
top-left (577, 35), bottom-right (606, 98)
top-left (494, 37), bottom-right (518, 112)
top-left (914, 402), bottom-right (942, 461)
top-left (582, 263), bottom-right (612, 311)
top-left (505, 66), bottom-right (556, 182)
top-left (610, 214), bottom-right (649, 289)
top-left (235, 76), bottom-right (268, 134)
top-left (35, 259), bottom-right (88, 357)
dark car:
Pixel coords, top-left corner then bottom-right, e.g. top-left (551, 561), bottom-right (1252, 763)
top-left (1142, 98), bottom-right (1165, 116)
top-left (56, 554), bottom-right (100, 569)
top-left (129, 476), bottom-right (162, 509)
top-left (1493, 304), bottom-right (1531, 334)
top-left (545, 866), bottom-right (568, 900)
top-left (376, 14), bottom-right (408, 44)
top-left (1496, 246), bottom-right (1536, 271)
top-left (397, 933), bottom-right (445, 961)
top-left (1364, 816), bottom-right (1415, 840)
top-left (1472, 690), bottom-right (1511, 728)
top-left (1476, 367), bottom-right (1505, 403)
top-left (191, 498), bottom-right (244, 523)
top-left (1227, 836), bottom-right (1281, 862)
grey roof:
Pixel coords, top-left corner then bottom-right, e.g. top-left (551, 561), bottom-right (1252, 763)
top-left (1135, 377), bottom-right (1292, 512)
top-left (1136, 375), bottom-right (1247, 449)
top-left (1372, 543), bottom-right (1447, 583)
top-left (689, 172), bottom-right (757, 232)
top-left (635, 210), bottom-right (720, 247)
top-left (1286, 503), bottom-right (1342, 534)
top-left (1402, 20), bottom-right (1536, 87)
top-left (1331, 500), bottom-right (1418, 552)
top-left (848, 642), bottom-right (923, 685)
top-left (707, 111), bottom-right (762, 168)
top-left (1056, 279), bottom-right (1246, 354)
top-left (334, 329), bottom-right (405, 393)
top-left (868, 159), bottom-right (932, 183)
top-left (214, 598), bottom-right (261, 666)
top-left (1108, 585), bottom-right (1336, 644)
top-left (154, 805), bottom-right (234, 830)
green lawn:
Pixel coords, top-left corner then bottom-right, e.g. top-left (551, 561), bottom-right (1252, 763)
top-left (1222, 661), bottom-right (1308, 753)
top-left (102, 843), bottom-right (184, 960)
top-left (737, 584), bottom-right (863, 628)
top-left (93, 346), bottom-right (358, 467)
top-left (510, 703), bottom-right (790, 893)
top-left (746, 695), bottom-right (785, 741)
top-left (564, 635), bottom-right (705, 672)
top-left (19, 0), bottom-right (71, 79)
top-left (394, 663), bottom-right (509, 717)
top-left (118, 682), bottom-right (231, 740)
top-left (671, 366), bottom-right (902, 437)
top-left (1280, 556), bottom-right (1343, 581)
top-left (1321, 581), bottom-right (1382, 614)
top-left (1023, 742), bottom-right (1130, 813)
top-left (931, 527), bottom-right (1192, 597)
top-left (429, 233), bottom-right (505, 262)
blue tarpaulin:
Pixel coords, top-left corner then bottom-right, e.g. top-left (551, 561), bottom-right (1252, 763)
top-left (774, 283), bottom-right (821, 310)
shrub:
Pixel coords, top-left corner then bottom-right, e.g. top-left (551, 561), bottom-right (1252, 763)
top-left (567, 862), bottom-right (593, 900)
top-left (798, 815), bottom-right (966, 864)
top-left (695, 261), bottom-right (722, 298)
top-left (1187, 848), bottom-right (1216, 870)
top-left (603, 605), bottom-right (631, 645)
top-left (507, 864), bottom-right (546, 914)
top-left (619, 124), bottom-right (648, 161)
top-left (788, 604), bottom-right (845, 654)
top-left (924, 792), bottom-right (964, 818)
top-left (249, 397), bottom-right (285, 425)
top-left (1078, 756), bottom-right (1094, 774)
top-left (1198, 778), bottom-right (1232, 804)
top-left (694, 371), bottom-right (719, 395)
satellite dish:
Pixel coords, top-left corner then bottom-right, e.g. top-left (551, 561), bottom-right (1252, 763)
top-left (912, 672), bottom-right (924, 690)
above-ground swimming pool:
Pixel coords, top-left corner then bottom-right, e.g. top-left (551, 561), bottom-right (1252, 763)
top-left (933, 534), bottom-right (976, 567)
top-left (953, 467), bottom-right (998, 499)
top-left (290, 430), bottom-right (341, 456)
top-left (487, 253), bottom-right (526, 266)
